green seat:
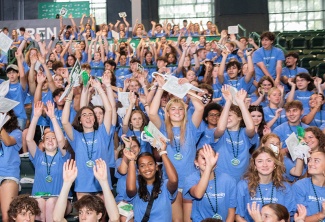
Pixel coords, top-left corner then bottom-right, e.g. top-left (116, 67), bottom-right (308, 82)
top-left (309, 60), bottom-right (322, 76)
top-left (316, 54), bottom-right (325, 60)
top-left (310, 36), bottom-right (325, 49)
top-left (290, 37), bottom-right (308, 49)
top-left (315, 63), bottom-right (325, 78)
top-left (300, 57), bottom-right (319, 70)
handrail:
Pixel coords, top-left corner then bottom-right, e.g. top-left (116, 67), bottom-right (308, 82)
top-left (237, 24), bottom-right (247, 38)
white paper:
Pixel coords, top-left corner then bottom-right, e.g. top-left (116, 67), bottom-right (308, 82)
top-left (286, 133), bottom-right (299, 161)
top-left (0, 98), bottom-right (20, 113)
top-left (58, 60), bottom-right (82, 102)
top-left (0, 113), bottom-right (10, 130)
top-left (111, 30), bottom-right (120, 40)
top-left (162, 76), bottom-right (193, 98)
top-left (34, 61), bottom-right (42, 72)
top-left (0, 32), bottom-right (13, 53)
top-left (141, 121), bottom-right (170, 150)
top-left (228, 26), bottom-right (239, 34)
top-left (117, 92), bottom-right (130, 118)
top-left (117, 202), bottom-right (133, 222)
top-left (91, 93), bottom-right (103, 106)
top-left (228, 85), bottom-right (238, 106)
top-left (0, 80), bottom-right (10, 97)
top-left (118, 12), bottom-right (127, 18)
top-left (137, 63), bottom-right (144, 73)
top-left (186, 36), bottom-right (192, 46)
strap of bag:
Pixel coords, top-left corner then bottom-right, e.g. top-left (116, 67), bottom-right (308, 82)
top-left (141, 191), bottom-right (155, 222)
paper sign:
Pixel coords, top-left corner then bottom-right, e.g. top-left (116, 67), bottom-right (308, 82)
top-left (0, 113), bottom-right (10, 130)
top-left (58, 60), bottom-right (81, 102)
top-left (117, 202), bottom-right (133, 222)
top-left (111, 30), bottom-right (119, 40)
top-left (162, 76), bottom-right (194, 99)
top-left (285, 132), bottom-right (310, 163)
top-left (228, 26), bottom-right (238, 34)
top-left (117, 92), bottom-right (130, 118)
top-left (186, 36), bottom-right (192, 46)
top-left (0, 97), bottom-right (20, 113)
top-left (0, 32), bottom-right (13, 53)
top-left (118, 12), bottom-right (127, 18)
top-left (0, 80), bottom-right (10, 97)
top-left (141, 121), bottom-right (170, 150)
top-left (137, 63), bottom-right (144, 73)
top-left (228, 85), bottom-right (238, 105)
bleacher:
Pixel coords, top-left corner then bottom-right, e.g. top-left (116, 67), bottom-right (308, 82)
top-left (275, 30), bottom-right (325, 77)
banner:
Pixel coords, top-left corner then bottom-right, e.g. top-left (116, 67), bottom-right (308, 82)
top-left (38, 2), bottom-right (90, 19)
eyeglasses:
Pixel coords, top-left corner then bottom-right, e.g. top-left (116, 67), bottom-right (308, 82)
top-left (208, 113), bottom-right (221, 117)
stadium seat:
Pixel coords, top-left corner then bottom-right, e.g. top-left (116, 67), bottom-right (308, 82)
top-left (300, 56), bottom-right (319, 70)
top-left (315, 62), bottom-right (325, 78)
top-left (309, 60), bottom-right (321, 76)
top-left (290, 37), bottom-right (308, 49)
top-left (310, 36), bottom-right (325, 49)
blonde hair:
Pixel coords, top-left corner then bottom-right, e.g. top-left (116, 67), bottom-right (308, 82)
top-left (165, 98), bottom-right (187, 145)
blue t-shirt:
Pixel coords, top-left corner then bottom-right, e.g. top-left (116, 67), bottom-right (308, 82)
top-left (253, 46), bottom-right (285, 81)
top-left (263, 107), bottom-right (287, 130)
top-left (160, 120), bottom-right (199, 188)
top-left (236, 180), bottom-right (296, 222)
top-left (293, 177), bottom-right (325, 217)
top-left (302, 109), bottom-right (325, 128)
top-left (183, 171), bottom-right (237, 221)
top-left (126, 180), bottom-right (177, 222)
top-left (124, 129), bottom-right (152, 154)
top-left (285, 90), bottom-right (313, 110)
top-left (6, 82), bottom-right (28, 119)
top-left (30, 148), bottom-right (70, 195)
top-left (213, 128), bottom-right (258, 182)
top-left (68, 124), bottom-right (113, 192)
top-left (0, 129), bottom-right (22, 179)
top-left (89, 60), bottom-right (104, 77)
top-left (281, 67), bottom-right (308, 92)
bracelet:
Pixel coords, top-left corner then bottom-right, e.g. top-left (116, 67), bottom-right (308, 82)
top-left (129, 159), bottom-right (135, 162)
top-left (65, 98), bottom-right (72, 102)
top-left (159, 151), bottom-right (168, 156)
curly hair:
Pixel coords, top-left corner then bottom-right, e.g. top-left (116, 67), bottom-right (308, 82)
top-left (243, 147), bottom-right (286, 197)
top-left (293, 73), bottom-right (315, 91)
top-left (305, 126), bottom-right (325, 152)
top-left (230, 104), bottom-right (245, 128)
top-left (3, 110), bottom-right (20, 132)
top-left (136, 152), bottom-right (162, 201)
top-left (72, 106), bottom-right (99, 132)
top-left (74, 195), bottom-right (105, 219)
top-left (8, 194), bottom-right (41, 221)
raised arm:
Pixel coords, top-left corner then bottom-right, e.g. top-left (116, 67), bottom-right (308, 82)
top-left (122, 92), bottom-right (136, 134)
top-left (102, 72), bottom-right (117, 125)
top-left (126, 153), bottom-right (137, 197)
top-left (214, 86), bottom-right (232, 138)
top-left (93, 159), bottom-right (119, 222)
top-left (62, 90), bottom-right (74, 140)
top-left (98, 35), bottom-right (105, 63)
top-left (28, 54), bottom-right (38, 95)
top-left (286, 79), bottom-right (296, 103)
top-left (26, 101), bottom-right (43, 157)
top-left (15, 51), bottom-right (27, 90)
top-left (244, 49), bottom-right (254, 83)
top-left (236, 90), bottom-right (255, 137)
top-left (189, 93), bottom-right (204, 128)
top-left (218, 50), bottom-right (228, 84)
top-left (189, 145), bottom-right (218, 198)
top-left (45, 101), bottom-right (66, 153)
top-left (39, 53), bottom-right (56, 92)
top-left (229, 34), bottom-right (245, 51)
top-left (53, 159), bottom-right (77, 222)
top-left (91, 78), bottom-right (112, 133)
top-left (148, 76), bottom-right (165, 129)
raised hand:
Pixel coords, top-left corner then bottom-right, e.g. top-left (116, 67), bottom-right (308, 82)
top-left (155, 75), bottom-right (165, 87)
top-left (34, 101), bottom-right (44, 118)
top-left (102, 71), bottom-right (112, 86)
top-left (44, 101), bottom-right (55, 119)
top-left (247, 202), bottom-right (262, 222)
top-left (63, 159), bottom-right (78, 183)
top-left (90, 78), bottom-right (102, 90)
top-left (128, 91), bottom-right (137, 104)
top-left (229, 34), bottom-right (236, 42)
top-left (202, 144), bottom-right (219, 171)
top-left (36, 73), bottom-right (46, 84)
top-left (159, 137), bottom-right (167, 152)
top-left (38, 53), bottom-right (46, 64)
top-left (93, 158), bottom-right (108, 182)
top-left (221, 85), bottom-right (233, 103)
top-left (123, 147), bottom-right (138, 161)
top-left (275, 108), bottom-right (283, 118)
top-left (235, 89), bottom-right (248, 104)
top-left (288, 78), bottom-right (296, 87)
top-left (30, 54), bottom-right (38, 65)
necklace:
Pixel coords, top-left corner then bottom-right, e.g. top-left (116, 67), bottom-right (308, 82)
top-left (263, 47), bottom-right (273, 69)
top-left (258, 182), bottom-right (274, 206)
top-left (82, 131), bottom-right (96, 167)
top-left (44, 150), bottom-right (58, 183)
top-left (226, 128), bottom-right (241, 166)
top-left (205, 172), bottom-right (222, 219)
top-left (268, 107), bottom-right (282, 126)
top-left (310, 178), bottom-right (322, 214)
top-left (173, 135), bottom-right (183, 160)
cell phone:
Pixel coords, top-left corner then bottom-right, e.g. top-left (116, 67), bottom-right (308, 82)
top-left (123, 137), bottom-right (130, 142)
top-left (247, 48), bottom-right (253, 52)
top-left (137, 63), bottom-right (144, 73)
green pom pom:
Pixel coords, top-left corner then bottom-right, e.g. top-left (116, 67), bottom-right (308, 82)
top-left (297, 126), bottom-right (305, 142)
top-left (144, 126), bottom-right (153, 138)
top-left (81, 71), bottom-right (89, 86)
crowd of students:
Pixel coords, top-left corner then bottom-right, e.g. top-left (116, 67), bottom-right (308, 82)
top-left (0, 16), bottom-right (325, 222)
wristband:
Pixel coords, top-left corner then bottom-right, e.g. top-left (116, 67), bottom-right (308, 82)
top-left (159, 151), bottom-right (168, 156)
